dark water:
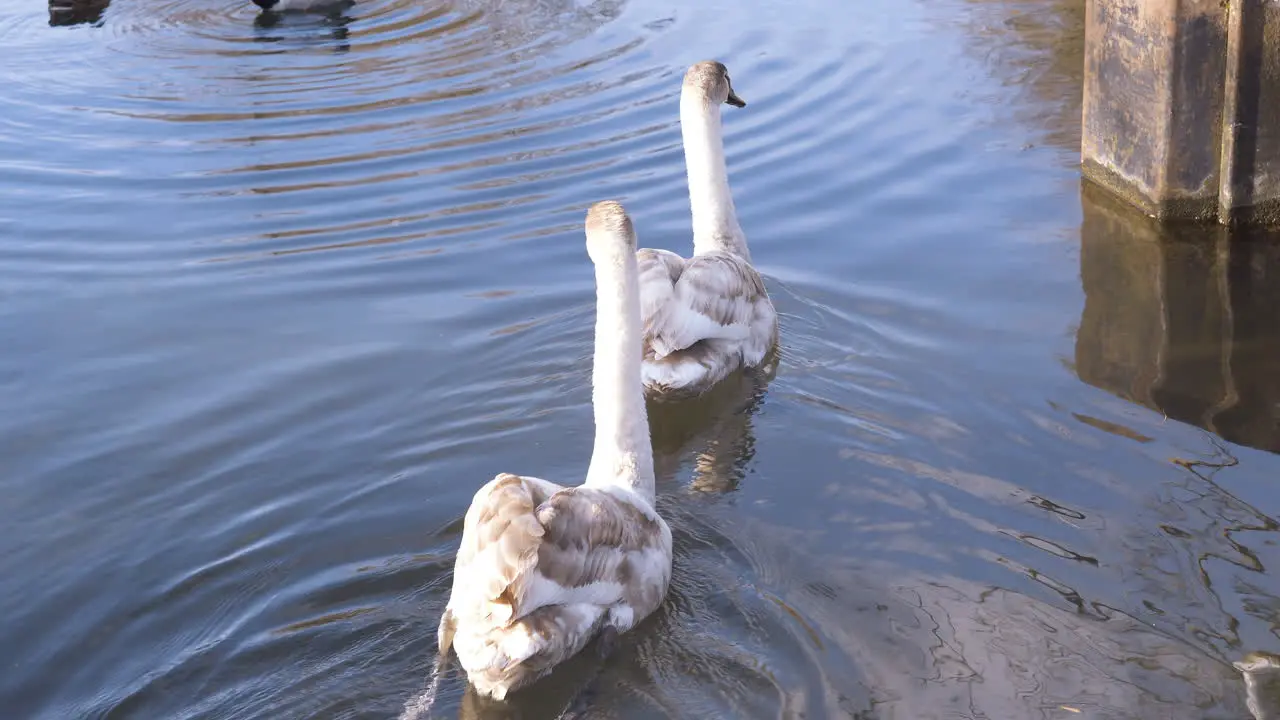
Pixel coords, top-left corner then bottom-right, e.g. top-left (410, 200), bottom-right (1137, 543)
top-left (5, 0), bottom-right (1280, 718)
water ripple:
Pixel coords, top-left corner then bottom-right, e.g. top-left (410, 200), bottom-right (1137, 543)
top-left (0, 0), bottom-right (656, 291)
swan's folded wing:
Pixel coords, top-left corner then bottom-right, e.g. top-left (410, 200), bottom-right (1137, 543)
top-left (453, 480), bottom-right (666, 627)
top-left (647, 252), bottom-right (767, 358)
top-left (520, 488), bottom-right (667, 615)
top-left (451, 473), bottom-right (559, 625)
top-left (637, 248), bottom-right (685, 335)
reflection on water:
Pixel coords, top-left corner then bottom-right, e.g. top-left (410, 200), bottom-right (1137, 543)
top-left (1076, 182), bottom-right (1280, 454)
top-left (654, 390), bottom-right (1231, 720)
top-left (648, 365), bottom-right (773, 494)
top-left (632, 390), bottom-right (1254, 718)
top-left (959, 0), bottom-right (1084, 149)
top-left (1075, 180), bottom-right (1280, 718)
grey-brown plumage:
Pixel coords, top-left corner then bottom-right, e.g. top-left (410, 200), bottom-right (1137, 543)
top-left (438, 474), bottom-right (671, 699)
top-left (637, 248), bottom-right (776, 398)
top-left (683, 60), bottom-right (745, 109)
top-left (437, 201), bottom-right (672, 701)
top-left (636, 60), bottom-right (776, 398)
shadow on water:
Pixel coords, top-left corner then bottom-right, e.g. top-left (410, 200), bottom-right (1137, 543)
top-left (47, 0), bottom-right (109, 27)
top-left (1075, 181), bottom-right (1280, 456)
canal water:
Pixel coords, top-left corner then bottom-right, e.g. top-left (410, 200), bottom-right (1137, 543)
top-left (3, 0), bottom-right (1278, 718)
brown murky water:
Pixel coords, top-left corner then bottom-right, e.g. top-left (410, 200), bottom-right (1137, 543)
top-left (4, 0), bottom-right (1280, 718)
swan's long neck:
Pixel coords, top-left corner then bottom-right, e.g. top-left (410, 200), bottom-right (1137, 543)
top-left (682, 94), bottom-right (748, 261)
top-left (584, 245), bottom-right (656, 502)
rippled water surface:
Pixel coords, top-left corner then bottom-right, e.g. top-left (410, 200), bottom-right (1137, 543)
top-left (6, 0), bottom-right (1280, 718)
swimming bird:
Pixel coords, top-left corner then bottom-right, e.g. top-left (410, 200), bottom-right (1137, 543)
top-left (1237, 652), bottom-right (1280, 720)
top-left (251, 0), bottom-right (352, 12)
top-left (436, 201), bottom-right (673, 701)
top-left (637, 61), bottom-right (778, 399)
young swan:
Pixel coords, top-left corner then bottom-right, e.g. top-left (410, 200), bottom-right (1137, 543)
top-left (437, 201), bottom-right (673, 701)
top-left (637, 60), bottom-right (778, 399)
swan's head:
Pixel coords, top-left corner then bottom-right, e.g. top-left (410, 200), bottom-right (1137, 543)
top-left (683, 60), bottom-right (745, 109)
top-left (585, 200), bottom-right (637, 265)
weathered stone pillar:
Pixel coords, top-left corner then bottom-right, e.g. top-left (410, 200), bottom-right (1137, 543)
top-left (1082, 0), bottom-right (1280, 225)
top-left (1074, 182), bottom-right (1280, 453)
top-left (1082, 0), bottom-right (1227, 221)
top-left (1219, 1), bottom-right (1280, 224)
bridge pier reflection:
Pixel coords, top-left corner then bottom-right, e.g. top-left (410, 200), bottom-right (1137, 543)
top-left (1075, 181), bottom-right (1280, 454)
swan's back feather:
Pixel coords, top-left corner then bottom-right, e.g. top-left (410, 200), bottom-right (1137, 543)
top-left (637, 249), bottom-right (776, 396)
top-left (444, 473), bottom-right (672, 699)
top-left (681, 253), bottom-right (767, 321)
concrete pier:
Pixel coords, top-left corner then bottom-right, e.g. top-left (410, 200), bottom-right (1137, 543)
top-left (1082, 0), bottom-right (1280, 224)
top-left (1219, 1), bottom-right (1280, 224)
top-left (1074, 182), bottom-right (1280, 453)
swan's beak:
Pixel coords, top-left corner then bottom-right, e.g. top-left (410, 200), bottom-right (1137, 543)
top-left (726, 89), bottom-right (746, 108)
